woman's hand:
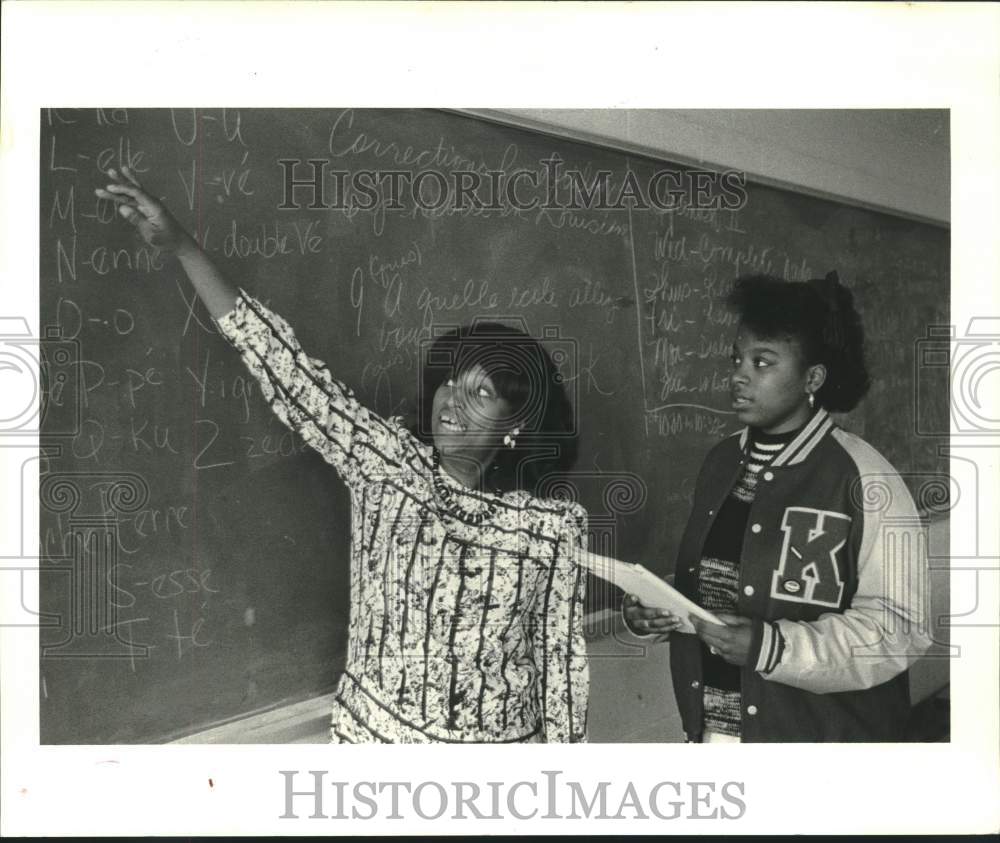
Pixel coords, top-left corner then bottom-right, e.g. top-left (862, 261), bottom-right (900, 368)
top-left (95, 167), bottom-right (195, 256)
top-left (691, 613), bottom-right (754, 666)
top-left (623, 594), bottom-right (682, 641)
top-left (97, 165), bottom-right (237, 318)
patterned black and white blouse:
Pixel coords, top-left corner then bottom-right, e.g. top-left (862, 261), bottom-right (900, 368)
top-left (216, 291), bottom-right (589, 743)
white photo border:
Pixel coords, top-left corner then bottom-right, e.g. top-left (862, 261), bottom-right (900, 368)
top-left (2, 1), bottom-right (998, 836)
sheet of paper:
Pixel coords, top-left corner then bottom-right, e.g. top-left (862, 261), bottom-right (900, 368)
top-left (580, 551), bottom-right (724, 634)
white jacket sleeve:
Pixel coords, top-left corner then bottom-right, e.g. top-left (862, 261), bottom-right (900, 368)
top-left (760, 441), bottom-right (933, 693)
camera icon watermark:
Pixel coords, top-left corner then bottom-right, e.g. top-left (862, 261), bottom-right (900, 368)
top-left (535, 470), bottom-right (650, 647)
top-left (848, 470), bottom-right (981, 662)
top-left (0, 317), bottom-right (82, 438)
top-left (915, 319), bottom-right (1000, 436)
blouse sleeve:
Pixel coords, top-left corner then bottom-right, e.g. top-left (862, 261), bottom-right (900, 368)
top-left (530, 502), bottom-right (590, 743)
top-left (214, 289), bottom-right (405, 490)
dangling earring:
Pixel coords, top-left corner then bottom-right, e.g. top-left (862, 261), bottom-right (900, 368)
top-left (808, 392), bottom-right (815, 409)
top-left (503, 426), bottom-right (520, 449)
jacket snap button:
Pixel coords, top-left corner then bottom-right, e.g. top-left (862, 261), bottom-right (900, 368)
top-left (708, 509), bottom-right (715, 516)
top-left (747, 705), bottom-right (758, 716)
top-left (688, 567), bottom-right (696, 573)
top-left (743, 585), bottom-right (754, 597)
top-left (691, 680), bottom-right (700, 689)
top-left (751, 523), bottom-right (762, 534)
top-left (763, 471), bottom-right (774, 481)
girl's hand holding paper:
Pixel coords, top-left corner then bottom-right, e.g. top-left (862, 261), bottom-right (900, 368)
top-left (579, 551), bottom-right (724, 635)
top-left (623, 595), bottom-right (683, 640)
top-left (691, 613), bottom-right (754, 666)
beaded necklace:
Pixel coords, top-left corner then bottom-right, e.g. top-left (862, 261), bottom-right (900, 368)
top-left (431, 448), bottom-right (500, 526)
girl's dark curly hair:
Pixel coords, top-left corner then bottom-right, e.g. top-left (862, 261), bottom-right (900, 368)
top-left (727, 272), bottom-right (871, 412)
top-left (413, 321), bottom-right (578, 496)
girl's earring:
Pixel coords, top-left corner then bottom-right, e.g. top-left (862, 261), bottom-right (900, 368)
top-left (808, 392), bottom-right (815, 409)
top-left (503, 426), bottom-right (520, 449)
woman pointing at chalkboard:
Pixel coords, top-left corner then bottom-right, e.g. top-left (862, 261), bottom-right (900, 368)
top-left (98, 167), bottom-right (589, 743)
top-left (624, 273), bottom-right (931, 742)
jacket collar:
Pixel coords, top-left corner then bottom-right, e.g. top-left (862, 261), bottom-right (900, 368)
top-left (737, 407), bottom-right (834, 467)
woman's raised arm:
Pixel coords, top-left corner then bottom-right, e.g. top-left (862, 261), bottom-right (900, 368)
top-left (98, 166), bottom-right (406, 490)
top-left (96, 166), bottom-right (237, 319)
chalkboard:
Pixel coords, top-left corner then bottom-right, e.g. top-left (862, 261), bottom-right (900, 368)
top-left (38, 108), bottom-right (949, 743)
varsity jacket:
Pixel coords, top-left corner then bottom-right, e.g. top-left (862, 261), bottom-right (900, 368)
top-left (666, 409), bottom-right (932, 742)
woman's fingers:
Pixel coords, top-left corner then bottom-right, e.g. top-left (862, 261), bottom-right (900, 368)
top-left (643, 617), bottom-right (678, 631)
top-left (715, 612), bottom-right (752, 628)
top-left (692, 617), bottom-right (730, 647)
top-left (625, 596), bottom-right (674, 617)
top-left (105, 170), bottom-right (157, 208)
top-left (103, 182), bottom-right (143, 201)
top-left (117, 204), bottom-right (147, 226)
top-left (102, 184), bottom-right (154, 216)
top-left (626, 604), bottom-right (671, 621)
top-left (120, 165), bottom-right (144, 189)
top-left (94, 187), bottom-right (139, 207)
top-left (96, 187), bottom-right (149, 225)
top-left (99, 170), bottom-right (191, 253)
top-left (625, 600), bottom-right (680, 631)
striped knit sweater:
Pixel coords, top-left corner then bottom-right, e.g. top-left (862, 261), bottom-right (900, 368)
top-left (697, 426), bottom-right (800, 738)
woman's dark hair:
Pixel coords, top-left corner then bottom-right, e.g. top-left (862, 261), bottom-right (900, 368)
top-left (727, 272), bottom-right (871, 412)
top-left (413, 320), bottom-right (578, 496)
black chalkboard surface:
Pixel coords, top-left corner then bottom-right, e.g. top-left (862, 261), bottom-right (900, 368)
top-left (38, 108), bottom-right (949, 743)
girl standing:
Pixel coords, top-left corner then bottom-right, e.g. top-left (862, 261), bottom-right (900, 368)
top-left (625, 273), bottom-right (932, 742)
top-left (99, 167), bottom-right (589, 743)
